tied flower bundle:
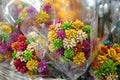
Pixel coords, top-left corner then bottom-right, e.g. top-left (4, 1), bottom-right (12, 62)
top-left (48, 20), bottom-right (91, 66)
top-left (91, 41), bottom-right (120, 80)
top-left (11, 34), bottom-right (54, 77)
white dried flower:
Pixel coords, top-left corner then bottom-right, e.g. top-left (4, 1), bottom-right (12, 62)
top-left (63, 38), bottom-right (77, 49)
top-left (16, 51), bottom-right (25, 62)
top-left (106, 73), bottom-right (118, 80)
top-left (55, 23), bottom-right (62, 31)
top-left (75, 30), bottom-right (88, 42)
top-left (27, 42), bottom-right (38, 52)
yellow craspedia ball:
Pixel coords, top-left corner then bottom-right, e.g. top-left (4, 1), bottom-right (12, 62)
top-left (73, 52), bottom-right (86, 65)
top-left (65, 29), bottom-right (76, 39)
top-left (26, 59), bottom-right (38, 71)
top-left (72, 20), bottom-right (84, 30)
top-left (48, 30), bottom-right (57, 42)
top-left (2, 25), bottom-right (12, 33)
top-left (48, 43), bottom-right (55, 52)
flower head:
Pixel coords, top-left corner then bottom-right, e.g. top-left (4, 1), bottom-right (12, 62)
top-left (36, 10), bottom-right (50, 23)
top-left (38, 60), bottom-right (48, 72)
top-left (43, 4), bottom-right (51, 14)
top-left (19, 8), bottom-right (28, 20)
top-left (23, 50), bottom-right (33, 61)
top-left (65, 29), bottom-right (76, 39)
top-left (72, 20), bottom-right (84, 30)
top-left (55, 23), bottom-right (62, 31)
top-left (82, 25), bottom-right (91, 37)
top-left (106, 73), bottom-right (118, 80)
top-left (52, 39), bottom-right (63, 50)
top-left (26, 59), bottom-right (38, 71)
top-left (62, 21), bottom-right (72, 30)
top-left (76, 30), bottom-right (88, 42)
top-left (48, 30), bottom-right (57, 42)
top-left (64, 49), bottom-right (75, 59)
top-left (17, 34), bottom-right (26, 42)
top-left (2, 25), bottom-right (12, 33)
top-left (57, 30), bottom-right (65, 40)
top-left (63, 38), bottom-right (76, 49)
top-left (55, 48), bottom-right (64, 55)
top-left (73, 52), bottom-right (86, 65)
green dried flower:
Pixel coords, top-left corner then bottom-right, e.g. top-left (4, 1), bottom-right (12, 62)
top-left (82, 25), bottom-right (90, 38)
top-left (0, 33), bottom-right (9, 42)
top-left (12, 51), bottom-right (17, 59)
top-left (94, 60), bottom-right (117, 78)
top-left (52, 39), bottom-right (63, 50)
top-left (104, 40), bottom-right (113, 46)
top-left (23, 50), bottom-right (33, 61)
top-left (64, 49), bottom-right (75, 60)
top-left (16, 18), bottom-right (22, 25)
top-left (25, 39), bottom-right (31, 44)
top-left (62, 21), bottom-right (72, 30)
top-left (113, 43), bottom-right (120, 48)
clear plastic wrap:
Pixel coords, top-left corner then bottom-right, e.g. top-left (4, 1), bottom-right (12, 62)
top-left (90, 1), bottom-right (120, 80)
top-left (47, 0), bottom-right (97, 80)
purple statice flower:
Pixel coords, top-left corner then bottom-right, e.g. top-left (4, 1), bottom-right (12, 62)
top-left (57, 30), bottom-right (65, 40)
top-left (82, 40), bottom-right (90, 49)
top-left (55, 48), bottom-right (64, 55)
top-left (27, 6), bottom-right (37, 16)
top-left (38, 60), bottom-right (48, 72)
top-left (10, 32), bottom-right (19, 41)
top-left (43, 4), bottom-right (51, 14)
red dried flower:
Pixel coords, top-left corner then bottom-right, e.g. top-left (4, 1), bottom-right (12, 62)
top-left (17, 34), bottom-right (26, 42)
top-left (99, 46), bottom-right (108, 55)
top-left (16, 41), bottom-right (27, 51)
top-left (114, 47), bottom-right (120, 53)
top-left (91, 60), bottom-right (101, 69)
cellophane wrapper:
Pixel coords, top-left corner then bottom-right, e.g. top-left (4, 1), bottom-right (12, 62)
top-left (90, 1), bottom-right (120, 80)
top-left (0, 0), bottom-right (61, 80)
top-left (47, 0), bottom-right (97, 80)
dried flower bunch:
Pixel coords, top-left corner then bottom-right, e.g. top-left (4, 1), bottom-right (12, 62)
top-left (91, 41), bottom-right (120, 80)
top-left (11, 34), bottom-right (53, 77)
top-left (48, 20), bottom-right (91, 65)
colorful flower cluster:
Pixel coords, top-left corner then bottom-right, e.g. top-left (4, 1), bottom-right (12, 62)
top-left (91, 41), bottom-right (120, 80)
top-left (48, 20), bottom-right (91, 65)
top-left (11, 34), bottom-right (52, 77)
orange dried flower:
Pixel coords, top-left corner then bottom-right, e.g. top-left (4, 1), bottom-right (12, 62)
top-left (11, 42), bottom-right (19, 50)
top-left (114, 47), bottom-right (120, 53)
top-left (48, 25), bottom-right (55, 31)
top-left (99, 46), bottom-right (108, 55)
top-left (91, 60), bottom-right (101, 69)
top-left (4, 51), bottom-right (11, 60)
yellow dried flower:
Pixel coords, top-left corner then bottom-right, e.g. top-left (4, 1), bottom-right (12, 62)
top-left (26, 70), bottom-right (37, 76)
top-left (0, 54), bottom-right (4, 62)
top-left (48, 43), bottom-right (55, 52)
top-left (115, 54), bottom-right (120, 64)
top-left (0, 22), bottom-right (6, 26)
top-left (107, 48), bottom-right (117, 61)
top-left (65, 29), bottom-right (76, 39)
top-left (2, 25), bottom-right (12, 33)
top-left (19, 8), bottom-right (28, 20)
top-left (36, 10), bottom-right (50, 23)
top-left (26, 59), bottom-right (38, 71)
top-left (48, 30), bottom-right (57, 42)
top-left (73, 52), bottom-right (86, 65)
top-left (72, 20), bottom-right (84, 30)
top-left (96, 55), bottom-right (108, 64)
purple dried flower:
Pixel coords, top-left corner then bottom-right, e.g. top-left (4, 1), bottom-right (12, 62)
top-left (27, 6), bottom-right (37, 16)
top-left (10, 32), bottom-right (19, 41)
top-left (38, 60), bottom-right (48, 72)
top-left (82, 40), bottom-right (90, 48)
top-left (57, 30), bottom-right (65, 40)
top-left (43, 4), bottom-right (51, 14)
top-left (55, 20), bottom-right (62, 24)
top-left (6, 39), bottom-right (13, 50)
top-left (55, 49), bottom-right (64, 55)
top-left (0, 43), bottom-right (7, 54)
